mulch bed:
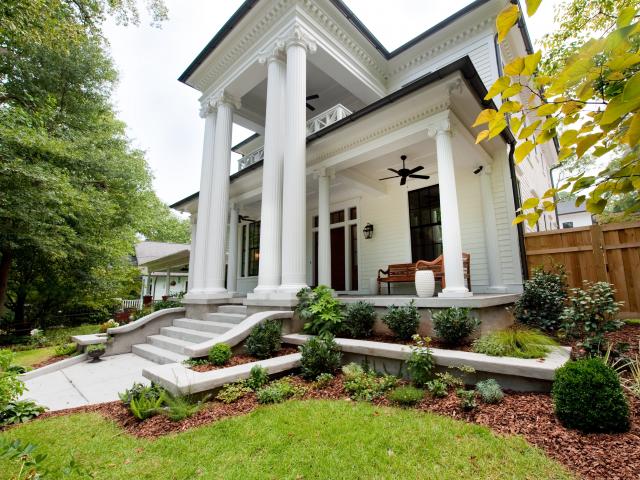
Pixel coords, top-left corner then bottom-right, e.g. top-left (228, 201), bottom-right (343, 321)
top-left (31, 354), bottom-right (71, 369)
top-left (189, 347), bottom-right (299, 372)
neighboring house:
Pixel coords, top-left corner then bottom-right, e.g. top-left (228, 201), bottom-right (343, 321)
top-left (134, 242), bottom-right (190, 300)
top-left (556, 200), bottom-right (593, 229)
top-left (169, 0), bottom-right (557, 308)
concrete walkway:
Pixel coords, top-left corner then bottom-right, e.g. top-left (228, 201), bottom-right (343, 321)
top-left (21, 354), bottom-right (159, 412)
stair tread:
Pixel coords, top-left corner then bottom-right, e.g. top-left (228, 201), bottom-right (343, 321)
top-left (148, 334), bottom-right (196, 347)
top-left (208, 313), bottom-right (245, 319)
top-left (162, 326), bottom-right (218, 338)
top-left (175, 318), bottom-right (236, 329)
top-left (133, 343), bottom-right (187, 363)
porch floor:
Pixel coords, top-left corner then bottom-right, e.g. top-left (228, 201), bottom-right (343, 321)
top-left (337, 293), bottom-right (519, 308)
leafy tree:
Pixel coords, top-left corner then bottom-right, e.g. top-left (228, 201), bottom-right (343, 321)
top-left (474, 0), bottom-right (640, 227)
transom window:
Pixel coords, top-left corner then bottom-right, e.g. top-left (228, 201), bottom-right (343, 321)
top-left (408, 185), bottom-right (442, 262)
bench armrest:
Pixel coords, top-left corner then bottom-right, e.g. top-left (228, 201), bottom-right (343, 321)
top-left (377, 268), bottom-right (389, 279)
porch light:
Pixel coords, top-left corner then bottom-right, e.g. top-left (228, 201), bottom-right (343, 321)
top-left (363, 223), bottom-right (374, 239)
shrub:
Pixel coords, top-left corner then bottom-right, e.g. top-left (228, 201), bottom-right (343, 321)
top-left (208, 343), bottom-right (232, 366)
top-left (246, 365), bottom-right (269, 390)
top-left (86, 343), bottom-right (105, 354)
top-left (341, 302), bottom-right (376, 338)
top-left (387, 386), bottom-right (424, 406)
top-left (256, 378), bottom-right (305, 404)
top-left (153, 300), bottom-right (183, 311)
top-left (382, 301), bottom-right (420, 340)
top-left (161, 393), bottom-right (204, 422)
top-left (314, 373), bottom-right (334, 389)
top-left (406, 335), bottom-right (435, 387)
top-left (299, 334), bottom-right (342, 380)
top-left (553, 358), bottom-right (630, 433)
top-left (514, 266), bottom-right (568, 332)
top-left (129, 394), bottom-right (164, 420)
top-left (472, 327), bottom-right (558, 359)
top-left (560, 281), bottom-right (623, 355)
top-left (118, 382), bottom-right (163, 406)
top-left (475, 379), bottom-right (504, 404)
top-left (216, 382), bottom-right (252, 404)
top-left (99, 319), bottom-right (119, 333)
top-left (297, 286), bottom-right (345, 337)
top-left (54, 343), bottom-right (77, 357)
top-left (29, 329), bottom-right (47, 347)
top-left (245, 319), bottom-right (281, 359)
top-left (425, 379), bottom-right (448, 398)
top-left (0, 400), bottom-right (46, 426)
top-left (456, 389), bottom-right (477, 411)
top-left (342, 363), bottom-right (397, 401)
top-left (0, 350), bottom-right (25, 409)
top-left (432, 307), bottom-right (480, 346)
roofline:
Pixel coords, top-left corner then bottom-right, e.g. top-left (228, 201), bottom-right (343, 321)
top-left (232, 132), bottom-right (261, 153)
top-left (170, 191), bottom-right (198, 210)
top-left (178, 0), bottom-right (496, 85)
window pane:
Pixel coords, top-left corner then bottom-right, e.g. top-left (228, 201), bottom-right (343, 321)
top-left (349, 207), bottom-right (357, 220)
top-left (313, 216), bottom-right (318, 228)
top-left (248, 222), bottom-right (260, 277)
top-left (409, 185), bottom-right (441, 262)
top-left (330, 210), bottom-right (344, 224)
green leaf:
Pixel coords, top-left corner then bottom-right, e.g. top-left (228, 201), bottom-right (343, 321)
top-left (572, 177), bottom-right (596, 192)
top-left (484, 76), bottom-right (511, 100)
top-left (622, 71), bottom-right (640, 102)
top-left (525, 0), bottom-right (542, 16)
top-left (601, 94), bottom-right (640, 125)
top-left (496, 4), bottom-right (520, 43)
top-left (618, 7), bottom-right (637, 27)
top-left (514, 141), bottom-right (535, 163)
top-left (586, 197), bottom-right (607, 214)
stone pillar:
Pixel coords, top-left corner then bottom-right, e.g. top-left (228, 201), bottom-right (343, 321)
top-left (317, 170), bottom-right (331, 287)
top-left (431, 117), bottom-right (472, 297)
top-left (278, 29), bottom-right (316, 295)
top-left (478, 165), bottom-right (506, 292)
top-left (226, 203), bottom-right (239, 294)
top-left (251, 51), bottom-right (286, 297)
top-left (187, 213), bottom-right (197, 292)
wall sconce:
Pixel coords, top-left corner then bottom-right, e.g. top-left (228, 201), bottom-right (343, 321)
top-left (363, 223), bottom-right (374, 239)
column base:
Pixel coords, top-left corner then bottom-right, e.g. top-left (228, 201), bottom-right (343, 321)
top-left (438, 288), bottom-right (473, 298)
top-left (183, 290), bottom-right (232, 304)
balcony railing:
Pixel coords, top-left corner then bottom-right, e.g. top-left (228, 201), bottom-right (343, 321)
top-left (237, 104), bottom-right (352, 171)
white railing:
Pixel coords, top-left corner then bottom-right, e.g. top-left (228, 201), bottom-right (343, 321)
top-left (122, 299), bottom-right (142, 310)
top-left (236, 104), bottom-right (353, 171)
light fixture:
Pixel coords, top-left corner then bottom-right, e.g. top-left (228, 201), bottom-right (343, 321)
top-left (473, 165), bottom-right (484, 175)
top-left (363, 223), bottom-right (374, 239)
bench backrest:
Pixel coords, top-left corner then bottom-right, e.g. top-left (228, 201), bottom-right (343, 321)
top-left (387, 263), bottom-right (417, 278)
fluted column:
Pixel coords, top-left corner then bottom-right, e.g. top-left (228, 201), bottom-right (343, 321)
top-left (431, 117), bottom-right (472, 297)
top-left (278, 29), bottom-right (316, 295)
top-left (251, 51), bottom-right (286, 297)
top-left (187, 213), bottom-right (197, 292)
top-left (479, 165), bottom-right (506, 292)
top-left (226, 203), bottom-right (239, 294)
top-left (317, 170), bottom-right (331, 287)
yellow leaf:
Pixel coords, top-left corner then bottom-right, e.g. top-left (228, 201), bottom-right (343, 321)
top-left (512, 215), bottom-right (526, 225)
top-left (502, 83), bottom-right (523, 98)
top-left (536, 103), bottom-right (560, 116)
top-left (522, 196), bottom-right (539, 209)
top-left (536, 129), bottom-right (556, 145)
top-left (623, 114), bottom-right (640, 147)
top-left (518, 120), bottom-right (541, 139)
top-left (484, 76), bottom-right (511, 100)
top-left (504, 57), bottom-right (525, 76)
top-left (559, 129), bottom-right (578, 147)
top-left (499, 101), bottom-right (522, 114)
top-left (618, 7), bottom-right (637, 27)
top-left (525, 0), bottom-right (542, 16)
top-left (575, 133), bottom-right (602, 157)
top-left (522, 51), bottom-right (542, 76)
top-left (543, 201), bottom-right (556, 212)
top-left (488, 116), bottom-right (508, 139)
top-left (473, 109), bottom-right (497, 127)
top-left (607, 71), bottom-right (625, 81)
top-left (542, 188), bottom-right (557, 198)
top-left (515, 141), bottom-right (535, 163)
top-left (606, 53), bottom-right (640, 71)
top-left (542, 117), bottom-right (559, 131)
top-left (601, 94), bottom-right (640, 125)
top-left (622, 71), bottom-right (640, 102)
top-left (558, 147), bottom-right (573, 160)
top-left (496, 4), bottom-right (520, 43)
top-left (526, 212), bottom-right (540, 228)
top-left (510, 115), bottom-right (523, 133)
top-left (475, 129), bottom-right (490, 144)
top-left (561, 101), bottom-right (583, 116)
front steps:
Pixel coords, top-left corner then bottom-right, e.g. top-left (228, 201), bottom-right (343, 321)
top-left (132, 305), bottom-right (247, 365)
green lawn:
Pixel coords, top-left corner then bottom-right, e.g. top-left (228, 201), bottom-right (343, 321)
top-left (11, 346), bottom-right (58, 367)
top-left (43, 324), bottom-right (101, 345)
top-left (0, 400), bottom-right (572, 479)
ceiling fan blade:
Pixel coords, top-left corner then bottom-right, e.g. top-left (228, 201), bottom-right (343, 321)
top-left (306, 103), bottom-right (316, 111)
top-left (409, 174), bottom-right (430, 180)
top-left (407, 165), bottom-right (424, 175)
top-left (387, 168), bottom-right (400, 174)
top-left (306, 94), bottom-right (319, 100)
top-left (379, 175), bottom-right (400, 181)
top-left (400, 176), bottom-right (407, 186)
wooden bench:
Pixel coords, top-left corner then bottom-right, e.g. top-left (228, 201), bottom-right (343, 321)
top-left (377, 253), bottom-right (471, 295)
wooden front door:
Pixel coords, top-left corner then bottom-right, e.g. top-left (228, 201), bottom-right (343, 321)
top-left (330, 227), bottom-right (346, 291)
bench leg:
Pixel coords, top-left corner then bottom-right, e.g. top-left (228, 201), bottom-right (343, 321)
top-left (388, 283), bottom-right (391, 295)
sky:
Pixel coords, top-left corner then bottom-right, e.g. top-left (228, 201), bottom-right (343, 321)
top-left (103, 0), bottom-right (560, 205)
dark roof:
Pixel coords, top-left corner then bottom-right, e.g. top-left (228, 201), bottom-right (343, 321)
top-left (231, 132), bottom-right (261, 153)
top-left (179, 0), bottom-right (503, 84)
top-left (170, 56), bottom-right (513, 210)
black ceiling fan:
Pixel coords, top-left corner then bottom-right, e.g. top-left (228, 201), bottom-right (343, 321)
top-left (238, 214), bottom-right (258, 224)
top-left (306, 94), bottom-right (319, 111)
top-left (379, 155), bottom-right (430, 186)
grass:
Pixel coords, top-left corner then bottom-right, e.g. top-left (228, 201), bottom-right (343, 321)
top-left (472, 327), bottom-right (559, 359)
top-left (11, 346), bottom-right (58, 367)
top-left (625, 318), bottom-right (640, 326)
top-left (0, 400), bottom-right (572, 479)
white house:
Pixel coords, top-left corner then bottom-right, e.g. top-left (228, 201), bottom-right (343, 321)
top-left (135, 241), bottom-right (190, 300)
top-left (556, 199), bottom-right (593, 229)
top-left (169, 0), bottom-right (557, 315)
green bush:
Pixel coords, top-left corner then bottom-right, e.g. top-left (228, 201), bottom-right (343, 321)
top-left (382, 301), bottom-right (420, 340)
top-left (472, 327), bottom-right (558, 359)
top-left (161, 393), bottom-right (204, 422)
top-left (553, 358), bottom-right (630, 433)
top-left (246, 365), bottom-right (269, 390)
top-left (387, 386), bottom-right (424, 406)
top-left (245, 319), bottom-right (282, 359)
top-left (456, 389), bottom-right (477, 411)
top-left (475, 379), bottom-right (504, 404)
top-left (86, 343), bottom-right (105, 354)
top-left (513, 266), bottom-right (568, 332)
top-left (129, 394), bottom-right (164, 421)
top-left (0, 400), bottom-right (46, 426)
top-left (342, 363), bottom-right (397, 401)
top-left (406, 335), bottom-right (435, 387)
top-left (0, 349), bottom-right (25, 410)
top-left (425, 379), bottom-right (448, 398)
top-left (118, 382), bottom-right (164, 406)
top-left (216, 382), bottom-right (252, 404)
top-left (297, 286), bottom-right (344, 337)
top-left (299, 334), bottom-right (342, 380)
top-left (208, 343), bottom-right (232, 366)
top-left (54, 343), bottom-right (77, 357)
top-left (256, 378), bottom-right (304, 404)
top-left (432, 307), bottom-right (480, 346)
top-left (314, 373), bottom-right (334, 389)
top-left (153, 300), bottom-right (183, 311)
top-left (341, 301), bottom-right (376, 338)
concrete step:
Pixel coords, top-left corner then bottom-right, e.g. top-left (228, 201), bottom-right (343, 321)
top-left (205, 312), bottom-right (246, 324)
top-left (147, 335), bottom-right (195, 354)
top-left (218, 305), bottom-right (247, 315)
top-left (132, 343), bottom-right (188, 365)
top-left (161, 326), bottom-right (217, 343)
top-left (173, 317), bottom-right (235, 334)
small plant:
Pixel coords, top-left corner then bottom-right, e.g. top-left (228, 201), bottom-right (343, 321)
top-left (0, 400), bottom-right (46, 426)
top-left (161, 393), bottom-right (205, 422)
top-left (153, 300), bottom-right (183, 311)
top-left (314, 372), bottom-right (334, 389)
top-left (456, 389), bottom-right (477, 411)
top-left (406, 335), bottom-right (435, 387)
top-left (86, 343), bottom-right (105, 353)
top-left (246, 365), bottom-right (269, 390)
top-left (208, 343), bottom-right (232, 366)
top-left (431, 307), bottom-right (479, 346)
top-left (513, 266), bottom-right (568, 332)
top-left (425, 379), bottom-right (448, 398)
top-left (245, 319), bottom-right (282, 359)
top-left (475, 379), bottom-right (504, 404)
top-left (342, 363), bottom-right (397, 401)
top-left (256, 378), bottom-right (305, 404)
top-left (29, 328), bottom-right (47, 347)
top-left (387, 385), bottom-right (424, 406)
top-left (118, 382), bottom-right (164, 406)
top-left (608, 344), bottom-right (640, 397)
top-left (183, 358), bottom-right (210, 367)
top-left (382, 301), bottom-right (420, 340)
top-left (129, 394), bottom-right (164, 420)
top-left (216, 382), bottom-right (252, 404)
top-left (99, 319), bottom-right (119, 333)
top-left (297, 285), bottom-right (344, 337)
top-left (434, 371), bottom-right (464, 390)
top-left (553, 358), bottom-right (630, 433)
top-left (54, 343), bottom-right (77, 357)
top-left (472, 327), bottom-right (558, 359)
top-left (0, 349), bottom-right (25, 410)
top-left (299, 334), bottom-right (342, 380)
top-left (341, 301), bottom-right (376, 338)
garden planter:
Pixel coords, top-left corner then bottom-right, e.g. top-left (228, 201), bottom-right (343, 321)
top-left (415, 270), bottom-right (435, 297)
top-left (87, 348), bottom-right (105, 362)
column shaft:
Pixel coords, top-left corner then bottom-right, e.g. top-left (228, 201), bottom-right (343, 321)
top-left (226, 204), bottom-right (239, 293)
top-left (317, 173), bottom-right (331, 286)
top-left (187, 214), bottom-right (197, 292)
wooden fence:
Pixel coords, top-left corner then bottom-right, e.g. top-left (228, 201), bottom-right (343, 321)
top-left (524, 221), bottom-right (640, 318)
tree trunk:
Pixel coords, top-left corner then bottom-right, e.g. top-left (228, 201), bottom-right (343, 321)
top-left (0, 246), bottom-right (12, 317)
top-left (13, 287), bottom-right (29, 334)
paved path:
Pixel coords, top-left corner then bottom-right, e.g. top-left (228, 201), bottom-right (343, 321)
top-left (21, 354), bottom-right (158, 411)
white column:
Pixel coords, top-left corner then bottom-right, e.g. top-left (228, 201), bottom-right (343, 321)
top-left (226, 203), bottom-right (239, 294)
top-left (187, 213), bottom-right (197, 292)
top-left (317, 171), bottom-right (331, 286)
top-left (165, 269), bottom-right (171, 298)
top-left (251, 52), bottom-right (286, 297)
top-left (479, 165), bottom-right (506, 292)
top-left (432, 118), bottom-right (472, 297)
top-left (278, 30), bottom-right (316, 295)
top-left (188, 107), bottom-right (216, 294)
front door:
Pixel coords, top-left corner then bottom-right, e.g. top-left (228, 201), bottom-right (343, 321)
top-left (330, 227), bottom-right (346, 291)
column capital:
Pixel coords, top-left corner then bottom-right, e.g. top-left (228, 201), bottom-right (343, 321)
top-left (199, 101), bottom-right (216, 118)
top-left (280, 25), bottom-right (317, 54)
top-left (427, 116), bottom-right (452, 138)
top-left (209, 91), bottom-right (241, 111)
top-left (258, 44), bottom-right (286, 65)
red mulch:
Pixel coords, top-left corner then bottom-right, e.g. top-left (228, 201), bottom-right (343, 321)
top-left (189, 347), bottom-right (299, 372)
top-left (31, 355), bottom-right (70, 369)
top-left (606, 324), bottom-right (640, 355)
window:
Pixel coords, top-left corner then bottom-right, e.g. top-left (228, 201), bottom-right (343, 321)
top-left (247, 222), bottom-right (260, 276)
top-left (330, 210), bottom-right (344, 224)
top-left (408, 185), bottom-right (442, 262)
top-left (240, 224), bottom-right (247, 276)
top-left (562, 221), bottom-right (574, 229)
top-left (349, 207), bottom-right (357, 220)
